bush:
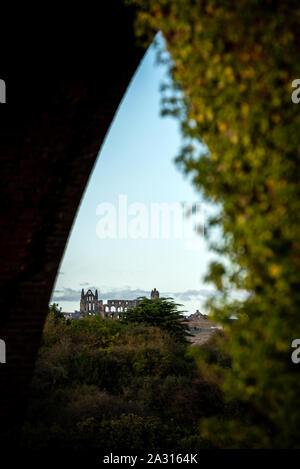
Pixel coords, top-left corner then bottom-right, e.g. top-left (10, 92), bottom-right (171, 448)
top-left (22, 313), bottom-right (224, 449)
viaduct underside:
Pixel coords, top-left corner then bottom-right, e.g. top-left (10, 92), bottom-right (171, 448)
top-left (0, 3), bottom-right (149, 445)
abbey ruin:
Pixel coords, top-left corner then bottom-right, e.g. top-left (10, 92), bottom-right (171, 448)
top-left (79, 287), bottom-right (160, 319)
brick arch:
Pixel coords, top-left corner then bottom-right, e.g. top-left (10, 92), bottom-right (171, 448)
top-left (0, 3), bottom-right (150, 446)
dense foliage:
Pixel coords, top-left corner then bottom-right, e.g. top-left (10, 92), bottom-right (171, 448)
top-left (120, 297), bottom-right (191, 343)
top-left (127, 0), bottom-right (300, 447)
top-left (21, 308), bottom-right (231, 450)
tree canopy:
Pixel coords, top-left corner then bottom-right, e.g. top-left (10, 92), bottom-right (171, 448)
top-left (22, 312), bottom-right (225, 450)
top-left (120, 297), bottom-right (191, 344)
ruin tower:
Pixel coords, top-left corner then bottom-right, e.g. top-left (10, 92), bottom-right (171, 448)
top-left (80, 288), bottom-right (102, 317)
top-left (150, 288), bottom-right (159, 300)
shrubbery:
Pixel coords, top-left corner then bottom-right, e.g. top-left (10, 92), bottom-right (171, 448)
top-left (21, 307), bottom-right (227, 449)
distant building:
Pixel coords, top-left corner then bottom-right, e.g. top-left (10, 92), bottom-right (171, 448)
top-left (187, 309), bottom-right (222, 346)
top-left (80, 288), bottom-right (101, 316)
top-left (150, 288), bottom-right (159, 300)
top-left (63, 312), bottom-right (74, 321)
top-left (79, 288), bottom-right (159, 319)
top-left (73, 310), bottom-right (81, 319)
top-left (63, 310), bottom-right (81, 321)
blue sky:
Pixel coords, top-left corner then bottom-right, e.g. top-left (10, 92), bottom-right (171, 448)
top-left (51, 40), bottom-right (219, 315)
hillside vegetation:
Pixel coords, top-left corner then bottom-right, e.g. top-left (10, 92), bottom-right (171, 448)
top-left (21, 305), bottom-right (235, 450)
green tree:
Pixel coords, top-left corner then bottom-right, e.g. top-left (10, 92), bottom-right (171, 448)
top-left (49, 303), bottom-right (64, 322)
top-left (120, 297), bottom-right (190, 344)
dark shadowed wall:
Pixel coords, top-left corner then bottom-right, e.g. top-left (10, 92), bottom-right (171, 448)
top-left (0, 3), bottom-right (148, 445)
